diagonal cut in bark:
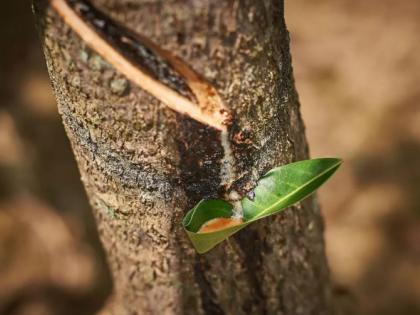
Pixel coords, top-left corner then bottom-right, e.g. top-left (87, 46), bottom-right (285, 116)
top-left (49, 0), bottom-right (230, 131)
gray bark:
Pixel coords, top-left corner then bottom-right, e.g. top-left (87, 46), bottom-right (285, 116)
top-left (33, 0), bottom-right (334, 314)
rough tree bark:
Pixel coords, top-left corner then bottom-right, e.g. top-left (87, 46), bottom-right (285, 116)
top-left (33, 0), bottom-right (334, 314)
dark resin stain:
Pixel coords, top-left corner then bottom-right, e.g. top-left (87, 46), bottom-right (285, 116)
top-left (66, 0), bottom-right (195, 101)
top-left (177, 116), bottom-right (224, 209)
top-left (65, 0), bottom-right (228, 210)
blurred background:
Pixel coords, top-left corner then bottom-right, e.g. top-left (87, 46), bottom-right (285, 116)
top-left (0, 0), bottom-right (419, 314)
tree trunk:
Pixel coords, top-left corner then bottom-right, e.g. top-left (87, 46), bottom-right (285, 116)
top-left (33, 0), bottom-right (334, 314)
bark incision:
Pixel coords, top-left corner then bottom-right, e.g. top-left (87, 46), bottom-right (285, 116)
top-left (33, 0), bottom-right (334, 314)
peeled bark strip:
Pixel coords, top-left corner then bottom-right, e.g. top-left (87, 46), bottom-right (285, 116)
top-left (33, 0), bottom-right (334, 314)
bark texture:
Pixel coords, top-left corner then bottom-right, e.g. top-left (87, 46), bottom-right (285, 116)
top-left (33, 0), bottom-right (334, 314)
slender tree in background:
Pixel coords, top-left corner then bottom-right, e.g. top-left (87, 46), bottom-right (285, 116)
top-left (33, 0), bottom-right (334, 314)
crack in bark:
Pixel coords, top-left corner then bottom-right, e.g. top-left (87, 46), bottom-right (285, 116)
top-left (234, 228), bottom-right (268, 315)
top-left (194, 256), bottom-right (226, 315)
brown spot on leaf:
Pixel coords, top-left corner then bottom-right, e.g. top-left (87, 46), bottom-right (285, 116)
top-left (198, 217), bottom-right (243, 234)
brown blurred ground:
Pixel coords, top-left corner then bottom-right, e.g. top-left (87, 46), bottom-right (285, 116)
top-left (0, 1), bottom-right (111, 315)
top-left (0, 0), bottom-right (419, 314)
top-left (286, 0), bottom-right (420, 314)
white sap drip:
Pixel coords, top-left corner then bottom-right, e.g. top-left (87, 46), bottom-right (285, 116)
top-left (220, 130), bottom-right (235, 186)
top-left (220, 130), bottom-right (243, 218)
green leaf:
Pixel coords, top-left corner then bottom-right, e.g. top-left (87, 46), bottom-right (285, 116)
top-left (242, 158), bottom-right (342, 221)
top-left (183, 158), bottom-right (342, 253)
top-left (183, 199), bottom-right (233, 233)
top-left (182, 200), bottom-right (249, 253)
